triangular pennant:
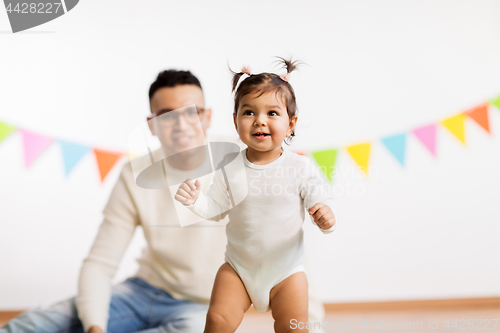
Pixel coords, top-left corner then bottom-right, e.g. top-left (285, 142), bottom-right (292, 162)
top-left (412, 124), bottom-right (437, 157)
top-left (19, 129), bottom-right (54, 168)
top-left (345, 143), bottom-right (370, 176)
top-left (490, 95), bottom-right (500, 111)
top-left (464, 103), bottom-right (490, 134)
top-left (93, 148), bottom-right (122, 182)
top-left (311, 149), bottom-right (338, 182)
top-left (0, 121), bottom-right (17, 144)
top-left (58, 140), bottom-right (91, 176)
top-left (381, 133), bottom-right (407, 167)
top-left (441, 113), bottom-right (466, 145)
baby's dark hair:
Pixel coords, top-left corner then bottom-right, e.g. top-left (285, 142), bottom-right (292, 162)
top-left (231, 57), bottom-right (301, 144)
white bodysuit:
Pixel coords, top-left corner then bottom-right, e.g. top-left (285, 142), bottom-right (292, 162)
top-left (187, 147), bottom-right (338, 312)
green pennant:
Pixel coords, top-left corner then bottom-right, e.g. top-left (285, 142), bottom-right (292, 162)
top-left (311, 148), bottom-right (338, 182)
top-left (0, 121), bottom-right (17, 144)
top-left (490, 95), bottom-right (500, 111)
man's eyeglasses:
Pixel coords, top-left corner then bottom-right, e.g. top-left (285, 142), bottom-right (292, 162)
top-left (149, 106), bottom-right (205, 127)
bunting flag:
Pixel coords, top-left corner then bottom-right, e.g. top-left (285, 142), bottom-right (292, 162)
top-left (491, 95), bottom-right (500, 110)
top-left (412, 124), bottom-right (437, 157)
top-left (345, 143), bottom-right (371, 176)
top-left (19, 129), bottom-right (54, 168)
top-left (1, 96), bottom-right (499, 184)
top-left (381, 133), bottom-right (407, 167)
top-left (311, 149), bottom-right (338, 182)
top-left (0, 121), bottom-right (16, 144)
top-left (58, 140), bottom-right (91, 176)
top-left (464, 103), bottom-right (491, 134)
top-left (441, 113), bottom-right (466, 145)
top-left (93, 149), bottom-right (123, 182)
top-left (1, 121), bottom-right (127, 183)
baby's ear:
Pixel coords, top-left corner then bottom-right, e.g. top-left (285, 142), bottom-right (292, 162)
top-left (233, 113), bottom-right (238, 129)
top-left (289, 114), bottom-right (298, 131)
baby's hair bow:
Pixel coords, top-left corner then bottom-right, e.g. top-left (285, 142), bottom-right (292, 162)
top-left (280, 73), bottom-right (290, 82)
top-left (241, 66), bottom-right (252, 75)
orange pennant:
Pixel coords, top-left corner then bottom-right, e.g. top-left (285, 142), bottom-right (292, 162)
top-left (464, 103), bottom-right (490, 134)
top-left (93, 148), bottom-right (122, 182)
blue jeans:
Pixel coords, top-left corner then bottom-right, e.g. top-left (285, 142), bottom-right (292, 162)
top-left (0, 277), bottom-right (209, 333)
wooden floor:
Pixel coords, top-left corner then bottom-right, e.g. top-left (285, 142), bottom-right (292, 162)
top-left (2, 305), bottom-right (499, 332)
top-left (236, 307), bottom-right (500, 332)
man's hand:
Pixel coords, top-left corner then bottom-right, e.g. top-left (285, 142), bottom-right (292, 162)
top-left (88, 326), bottom-right (103, 333)
top-left (308, 203), bottom-right (336, 230)
top-left (175, 178), bottom-right (201, 205)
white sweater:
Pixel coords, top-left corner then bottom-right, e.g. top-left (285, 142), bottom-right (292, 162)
top-left (76, 148), bottom-right (229, 333)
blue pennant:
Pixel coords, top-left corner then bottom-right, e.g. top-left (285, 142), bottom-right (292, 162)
top-left (381, 133), bottom-right (407, 167)
top-left (58, 140), bottom-right (91, 176)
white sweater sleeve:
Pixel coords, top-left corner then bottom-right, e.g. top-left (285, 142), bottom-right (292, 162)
top-left (76, 166), bottom-right (139, 333)
top-left (299, 158), bottom-right (339, 234)
top-left (185, 168), bottom-right (232, 222)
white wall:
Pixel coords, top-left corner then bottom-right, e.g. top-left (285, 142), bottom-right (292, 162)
top-left (1, 0), bottom-right (499, 309)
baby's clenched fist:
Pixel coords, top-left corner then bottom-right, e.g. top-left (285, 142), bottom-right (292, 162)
top-left (308, 203), bottom-right (336, 230)
top-left (175, 178), bottom-right (201, 206)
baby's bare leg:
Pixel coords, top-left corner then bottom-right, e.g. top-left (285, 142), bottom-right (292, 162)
top-left (204, 262), bottom-right (252, 333)
top-left (269, 272), bottom-right (308, 333)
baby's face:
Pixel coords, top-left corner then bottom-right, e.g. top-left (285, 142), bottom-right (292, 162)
top-left (233, 91), bottom-right (296, 154)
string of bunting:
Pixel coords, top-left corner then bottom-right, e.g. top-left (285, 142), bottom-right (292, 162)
top-left (291, 96), bottom-right (499, 182)
top-left (0, 124), bottom-right (125, 182)
top-left (0, 95), bottom-right (499, 183)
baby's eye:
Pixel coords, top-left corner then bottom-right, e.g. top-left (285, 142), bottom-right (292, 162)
top-left (243, 110), bottom-right (254, 116)
top-left (268, 111), bottom-right (278, 116)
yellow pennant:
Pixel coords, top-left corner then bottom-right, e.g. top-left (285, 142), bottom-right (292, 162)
top-left (345, 142), bottom-right (371, 176)
top-left (440, 113), bottom-right (466, 145)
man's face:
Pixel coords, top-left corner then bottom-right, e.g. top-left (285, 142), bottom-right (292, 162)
top-left (148, 85), bottom-right (212, 155)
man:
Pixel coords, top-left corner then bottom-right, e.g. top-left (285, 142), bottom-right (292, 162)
top-left (1, 70), bottom-right (325, 333)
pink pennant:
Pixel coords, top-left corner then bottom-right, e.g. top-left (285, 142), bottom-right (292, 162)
top-left (412, 124), bottom-right (436, 157)
top-left (19, 129), bottom-right (54, 167)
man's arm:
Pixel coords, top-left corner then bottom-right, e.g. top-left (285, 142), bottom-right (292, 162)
top-left (76, 164), bottom-right (139, 333)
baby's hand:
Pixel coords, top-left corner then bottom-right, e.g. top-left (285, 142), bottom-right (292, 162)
top-left (175, 178), bottom-right (201, 206)
top-left (308, 203), bottom-right (336, 230)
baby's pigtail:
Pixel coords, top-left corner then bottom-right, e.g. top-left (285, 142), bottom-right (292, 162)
top-left (231, 72), bottom-right (245, 92)
top-left (228, 62), bottom-right (248, 92)
top-left (274, 56), bottom-right (302, 75)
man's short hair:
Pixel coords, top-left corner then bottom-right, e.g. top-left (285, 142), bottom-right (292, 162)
top-left (149, 70), bottom-right (203, 100)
